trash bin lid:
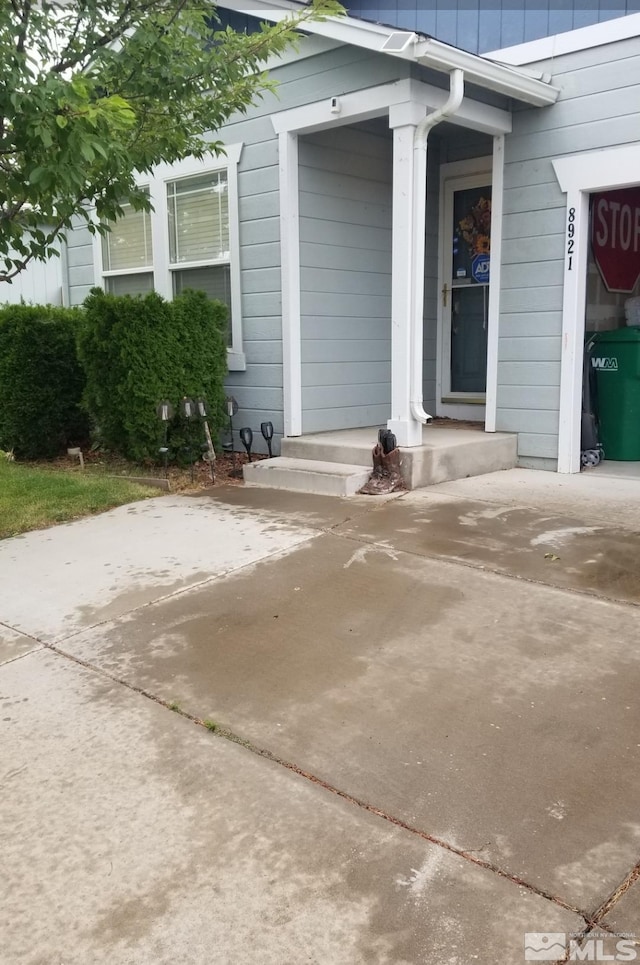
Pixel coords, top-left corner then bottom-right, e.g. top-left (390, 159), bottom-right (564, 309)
top-left (594, 327), bottom-right (640, 343)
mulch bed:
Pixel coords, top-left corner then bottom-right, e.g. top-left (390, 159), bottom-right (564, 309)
top-left (27, 449), bottom-right (267, 493)
top-left (25, 419), bottom-right (480, 492)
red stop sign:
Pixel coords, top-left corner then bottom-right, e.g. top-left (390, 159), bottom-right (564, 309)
top-left (592, 188), bottom-right (640, 293)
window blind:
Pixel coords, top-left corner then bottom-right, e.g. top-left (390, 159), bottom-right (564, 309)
top-left (167, 172), bottom-right (229, 265)
top-left (105, 272), bottom-right (154, 297)
top-left (102, 197), bottom-right (153, 272)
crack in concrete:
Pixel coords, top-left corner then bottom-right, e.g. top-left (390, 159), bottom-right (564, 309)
top-left (589, 858), bottom-right (640, 925)
top-left (4, 506), bottom-right (640, 940)
top-left (0, 644), bottom-right (44, 668)
top-left (3, 624), bottom-right (622, 931)
top-left (323, 527), bottom-right (640, 612)
top-left (551, 920), bottom-right (637, 965)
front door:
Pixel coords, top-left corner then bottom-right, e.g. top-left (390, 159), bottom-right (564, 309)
top-left (438, 172), bottom-right (492, 417)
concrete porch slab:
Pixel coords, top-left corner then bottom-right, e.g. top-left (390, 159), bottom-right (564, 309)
top-left (279, 425), bottom-right (517, 491)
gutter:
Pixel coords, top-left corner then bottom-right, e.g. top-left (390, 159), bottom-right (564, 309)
top-left (410, 68), bottom-right (465, 426)
top-left (219, 0), bottom-right (559, 106)
top-left (412, 37), bottom-right (558, 105)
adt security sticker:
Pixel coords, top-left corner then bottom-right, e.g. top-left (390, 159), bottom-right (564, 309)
top-left (471, 253), bottom-right (490, 283)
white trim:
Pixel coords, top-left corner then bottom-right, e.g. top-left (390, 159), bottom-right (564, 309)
top-left (484, 134), bottom-right (504, 433)
top-left (152, 142), bottom-right (242, 180)
top-left (225, 146), bottom-right (245, 370)
top-left (485, 12), bottom-right (640, 66)
top-left (219, 0), bottom-right (558, 105)
top-left (272, 78), bottom-right (512, 137)
top-left (437, 159), bottom-right (493, 420)
top-left (553, 143), bottom-right (640, 195)
top-left (552, 143), bottom-right (640, 473)
top-left (279, 131), bottom-right (302, 436)
top-left (388, 123), bottom-right (423, 447)
top-left (149, 174), bottom-right (171, 299)
top-left (102, 266), bottom-right (154, 278)
top-left (93, 143), bottom-right (246, 371)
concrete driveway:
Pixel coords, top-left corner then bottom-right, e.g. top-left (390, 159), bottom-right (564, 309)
top-left (2, 470), bottom-right (640, 964)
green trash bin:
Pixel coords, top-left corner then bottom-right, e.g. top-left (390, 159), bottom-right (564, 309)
top-left (592, 328), bottom-right (640, 460)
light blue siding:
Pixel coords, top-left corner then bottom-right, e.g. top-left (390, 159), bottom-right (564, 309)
top-left (66, 219), bottom-right (94, 306)
top-left (299, 122), bottom-right (393, 434)
top-left (224, 47), bottom-right (406, 449)
top-left (345, 0), bottom-right (640, 54)
top-left (497, 34), bottom-right (640, 465)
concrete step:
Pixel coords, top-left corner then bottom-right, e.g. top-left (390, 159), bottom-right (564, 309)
top-left (243, 457), bottom-right (371, 497)
top-left (281, 434), bottom-right (373, 467)
top-left (281, 426), bottom-right (517, 490)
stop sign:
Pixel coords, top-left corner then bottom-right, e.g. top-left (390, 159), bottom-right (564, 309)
top-left (592, 188), bottom-right (640, 293)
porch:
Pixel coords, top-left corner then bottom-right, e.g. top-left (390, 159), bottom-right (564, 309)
top-left (243, 423), bottom-right (517, 495)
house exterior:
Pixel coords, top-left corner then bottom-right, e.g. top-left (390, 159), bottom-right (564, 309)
top-left (61, 1), bottom-right (640, 474)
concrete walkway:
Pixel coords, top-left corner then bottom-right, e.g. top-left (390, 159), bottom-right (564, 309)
top-left (2, 470), bottom-right (640, 964)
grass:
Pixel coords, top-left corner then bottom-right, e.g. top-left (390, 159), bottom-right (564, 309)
top-left (0, 458), bottom-right (157, 539)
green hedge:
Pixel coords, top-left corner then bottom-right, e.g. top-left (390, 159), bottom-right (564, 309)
top-left (0, 303), bottom-right (89, 459)
top-left (78, 288), bottom-right (228, 461)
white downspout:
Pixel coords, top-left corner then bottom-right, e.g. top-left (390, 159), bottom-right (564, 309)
top-left (410, 68), bottom-right (465, 426)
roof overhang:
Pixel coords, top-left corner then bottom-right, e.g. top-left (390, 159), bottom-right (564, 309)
top-left (217, 0), bottom-right (560, 106)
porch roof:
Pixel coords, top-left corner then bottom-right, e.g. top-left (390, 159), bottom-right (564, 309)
top-left (218, 0), bottom-right (560, 106)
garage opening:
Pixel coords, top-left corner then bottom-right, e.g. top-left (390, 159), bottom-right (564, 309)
top-left (581, 186), bottom-right (640, 475)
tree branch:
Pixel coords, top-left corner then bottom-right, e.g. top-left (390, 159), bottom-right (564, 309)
top-left (51, 0), bottom-right (147, 74)
top-left (15, 0), bottom-right (32, 55)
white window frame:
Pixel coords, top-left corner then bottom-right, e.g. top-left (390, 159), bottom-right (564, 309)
top-left (98, 190), bottom-right (155, 292)
top-left (93, 142), bottom-right (245, 371)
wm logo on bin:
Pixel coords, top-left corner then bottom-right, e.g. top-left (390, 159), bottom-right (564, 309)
top-left (591, 357), bottom-right (618, 371)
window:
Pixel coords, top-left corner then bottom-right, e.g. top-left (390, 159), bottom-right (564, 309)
top-left (94, 143), bottom-right (245, 370)
top-left (167, 172), bottom-right (233, 345)
top-left (100, 192), bottom-right (154, 297)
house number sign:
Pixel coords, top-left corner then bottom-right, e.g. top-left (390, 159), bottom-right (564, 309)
top-left (566, 206), bottom-right (576, 271)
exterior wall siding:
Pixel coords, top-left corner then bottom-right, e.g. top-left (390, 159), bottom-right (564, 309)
top-left (67, 219), bottom-right (95, 306)
top-left (299, 123), bottom-right (393, 433)
top-left (62, 43), bottom-right (408, 452)
top-left (0, 249), bottom-right (65, 307)
top-left (345, 1), bottom-right (640, 55)
top-left (228, 47), bottom-right (405, 448)
top-left (497, 35), bottom-right (640, 466)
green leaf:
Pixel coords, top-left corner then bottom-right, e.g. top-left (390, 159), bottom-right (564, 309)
top-left (0, 0), bottom-right (340, 283)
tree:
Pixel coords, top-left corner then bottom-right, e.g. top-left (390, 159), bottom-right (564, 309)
top-left (0, 0), bottom-right (340, 281)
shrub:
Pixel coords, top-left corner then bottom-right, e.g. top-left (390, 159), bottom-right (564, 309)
top-left (0, 303), bottom-right (89, 459)
top-left (78, 288), bottom-right (228, 461)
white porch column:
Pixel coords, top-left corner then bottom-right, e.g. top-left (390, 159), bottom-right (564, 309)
top-left (388, 104), bottom-right (427, 447)
top-left (279, 131), bottom-right (302, 437)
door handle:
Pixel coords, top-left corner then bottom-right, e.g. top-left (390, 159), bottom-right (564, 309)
top-left (441, 283), bottom-right (449, 307)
